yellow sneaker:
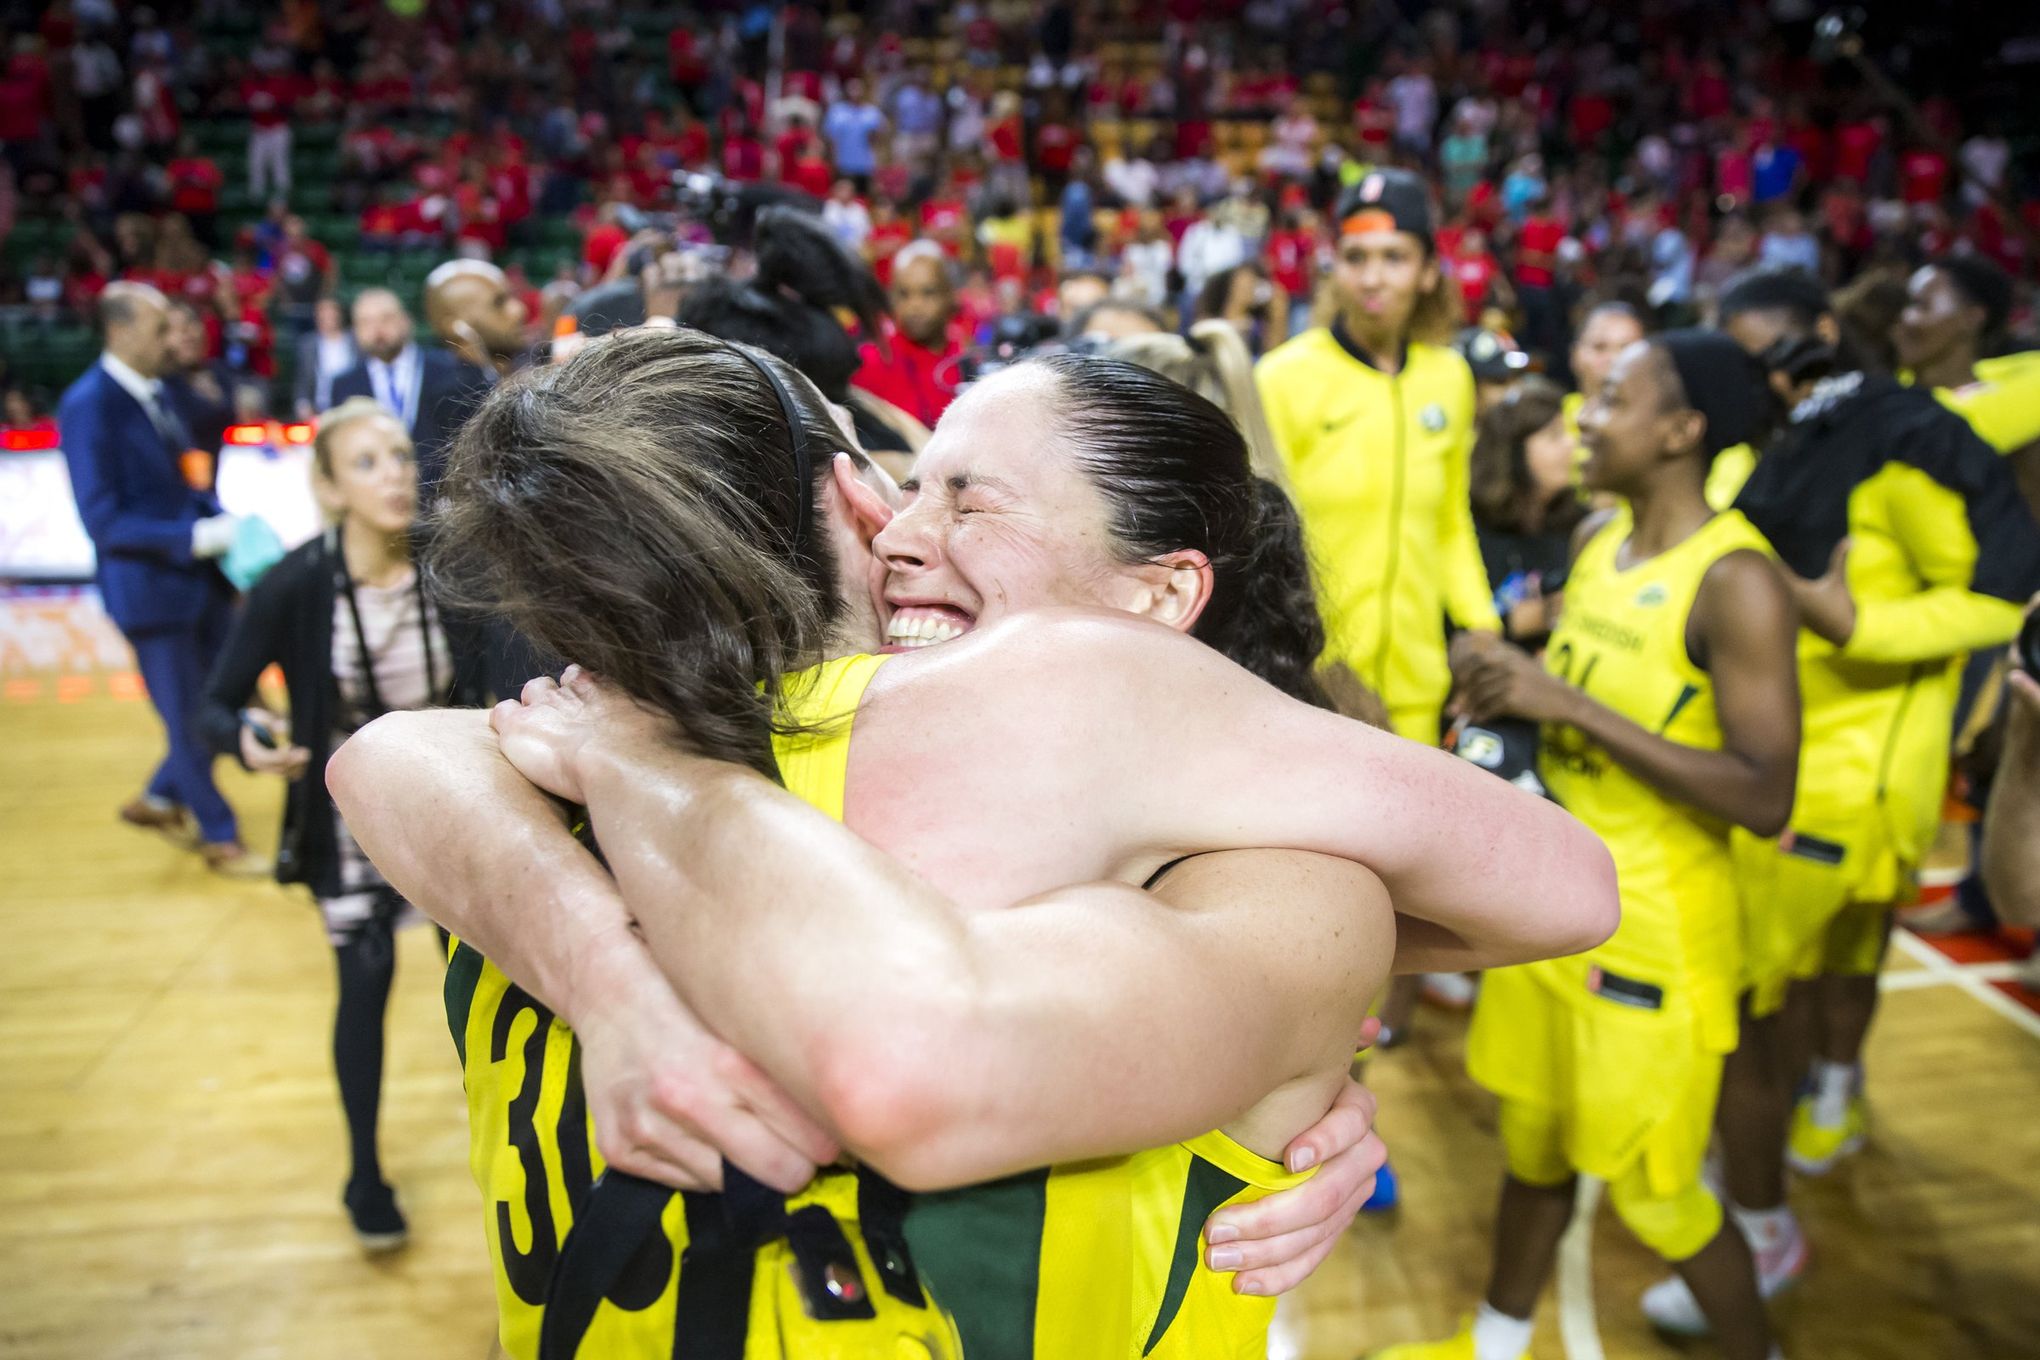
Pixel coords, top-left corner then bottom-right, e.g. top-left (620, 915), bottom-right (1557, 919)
top-left (1787, 1093), bottom-right (1866, 1175)
top-left (1369, 1317), bottom-right (1527, 1360)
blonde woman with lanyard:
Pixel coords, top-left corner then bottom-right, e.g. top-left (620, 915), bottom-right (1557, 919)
top-left (201, 397), bottom-right (475, 1252)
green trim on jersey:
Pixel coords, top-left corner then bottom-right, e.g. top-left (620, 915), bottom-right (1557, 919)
top-left (444, 938), bottom-right (484, 1068)
top-left (904, 1168), bottom-right (1051, 1359)
top-left (1142, 1159), bottom-right (1247, 1355)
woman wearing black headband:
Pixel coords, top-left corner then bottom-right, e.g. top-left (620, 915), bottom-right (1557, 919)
top-left (333, 328), bottom-right (1617, 1359)
top-left (1397, 330), bottom-right (1801, 1360)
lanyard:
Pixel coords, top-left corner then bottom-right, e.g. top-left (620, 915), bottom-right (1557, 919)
top-left (332, 525), bottom-right (439, 724)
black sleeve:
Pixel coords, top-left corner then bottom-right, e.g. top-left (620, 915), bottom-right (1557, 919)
top-left (199, 558), bottom-right (302, 764)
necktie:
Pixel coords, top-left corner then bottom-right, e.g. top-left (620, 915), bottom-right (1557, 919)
top-left (143, 383), bottom-right (192, 452)
top-left (379, 360), bottom-right (408, 426)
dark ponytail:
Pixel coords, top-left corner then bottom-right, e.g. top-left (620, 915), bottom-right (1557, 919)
top-left (1216, 478), bottom-right (1330, 706)
top-left (1033, 353), bottom-right (1330, 706)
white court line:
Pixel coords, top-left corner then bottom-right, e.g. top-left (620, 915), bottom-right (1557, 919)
top-left (1889, 929), bottom-right (2040, 1041)
top-left (1880, 959), bottom-right (2024, 991)
top-left (1557, 1176), bottom-right (1606, 1360)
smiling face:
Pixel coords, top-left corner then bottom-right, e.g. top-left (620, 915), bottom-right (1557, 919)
top-left (1575, 340), bottom-right (1684, 495)
top-left (1893, 265), bottom-right (1977, 375)
top-left (872, 365), bottom-right (1157, 650)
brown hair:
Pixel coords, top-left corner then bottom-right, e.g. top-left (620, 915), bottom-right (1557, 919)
top-left (429, 327), bottom-right (861, 774)
top-left (1468, 376), bottom-right (1583, 537)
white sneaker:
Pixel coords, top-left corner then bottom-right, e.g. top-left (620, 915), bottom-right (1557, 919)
top-left (1640, 1215), bottom-right (1807, 1337)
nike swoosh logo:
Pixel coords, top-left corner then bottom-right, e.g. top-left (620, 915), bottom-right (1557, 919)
top-left (1322, 411), bottom-right (1361, 435)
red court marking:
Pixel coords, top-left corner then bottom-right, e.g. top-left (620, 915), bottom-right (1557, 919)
top-left (107, 671), bottom-right (145, 701)
top-left (55, 675), bottom-right (93, 703)
top-left (1908, 924), bottom-right (2040, 1014)
top-left (1918, 927), bottom-right (2035, 967)
top-left (1992, 981), bottom-right (2040, 1017)
top-left (3, 679), bottom-right (42, 703)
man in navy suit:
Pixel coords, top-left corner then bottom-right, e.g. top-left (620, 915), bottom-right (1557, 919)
top-left (327, 288), bottom-right (489, 494)
top-left (58, 283), bottom-right (252, 870)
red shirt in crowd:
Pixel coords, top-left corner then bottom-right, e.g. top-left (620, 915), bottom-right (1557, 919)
top-left (0, 61), bottom-right (45, 142)
top-left (854, 320), bottom-right (966, 429)
top-left (1450, 250), bottom-right (1503, 323)
top-left (722, 134), bottom-right (764, 182)
top-left (1515, 215), bottom-right (1565, 288)
top-left (241, 73), bottom-right (298, 129)
top-left (1833, 120), bottom-right (1881, 184)
top-left (1900, 148), bottom-right (1949, 205)
top-left (1035, 122), bottom-right (1079, 176)
top-left (1569, 92), bottom-right (1613, 148)
top-left (583, 221), bottom-right (628, 274)
top-left (1715, 146), bottom-right (1753, 203)
top-left (167, 155), bottom-right (223, 215)
top-left (1265, 227), bottom-right (1316, 298)
top-left (988, 116), bottom-right (1025, 164)
top-left (787, 151), bottom-right (834, 199)
top-left (668, 29), bottom-right (707, 87)
top-left (920, 197), bottom-right (968, 256)
top-left (868, 218), bottom-right (913, 284)
top-left (775, 126), bottom-right (814, 173)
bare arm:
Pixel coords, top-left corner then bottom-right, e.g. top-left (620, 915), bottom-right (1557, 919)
top-left (326, 708), bottom-right (839, 1191)
top-left (1455, 549), bottom-right (1801, 835)
top-left (1983, 668), bottom-right (2040, 927)
top-left (568, 730), bottom-right (1391, 1191)
top-left (328, 708), bottom-right (625, 1015)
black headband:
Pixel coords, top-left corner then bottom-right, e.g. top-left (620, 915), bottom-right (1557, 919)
top-left (724, 342), bottom-right (813, 556)
top-left (1654, 329), bottom-right (1765, 456)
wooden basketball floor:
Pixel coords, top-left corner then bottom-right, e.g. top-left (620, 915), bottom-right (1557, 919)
top-left (5, 683), bottom-right (2040, 1359)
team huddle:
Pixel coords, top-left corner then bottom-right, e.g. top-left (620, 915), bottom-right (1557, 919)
top-left (298, 168), bottom-right (2038, 1360)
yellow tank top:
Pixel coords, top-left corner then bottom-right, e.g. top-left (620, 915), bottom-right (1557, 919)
top-left (1533, 511), bottom-right (1772, 1051)
top-left (447, 653), bottom-right (1309, 1358)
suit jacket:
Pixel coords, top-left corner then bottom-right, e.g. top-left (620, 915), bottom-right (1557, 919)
top-left (330, 345), bottom-right (490, 492)
top-left (56, 361), bottom-right (230, 635)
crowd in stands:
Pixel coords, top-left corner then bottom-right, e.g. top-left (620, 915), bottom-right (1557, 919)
top-left (1, 0), bottom-right (2035, 434)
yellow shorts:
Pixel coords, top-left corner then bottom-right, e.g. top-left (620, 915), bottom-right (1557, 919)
top-left (1735, 812), bottom-right (1919, 1013)
top-left (1819, 898), bottom-right (1897, 978)
top-left (1467, 963), bottom-right (1725, 1199)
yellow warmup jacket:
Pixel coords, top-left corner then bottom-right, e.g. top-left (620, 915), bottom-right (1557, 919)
top-left (1730, 372), bottom-right (2040, 869)
top-left (1258, 324), bottom-right (1500, 742)
top-left (1932, 350), bottom-right (2040, 455)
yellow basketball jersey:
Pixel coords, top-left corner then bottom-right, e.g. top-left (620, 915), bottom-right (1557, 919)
top-left (1534, 511), bottom-right (1773, 1051)
top-left (447, 653), bottom-right (1310, 1359)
